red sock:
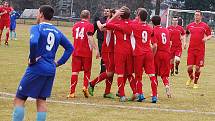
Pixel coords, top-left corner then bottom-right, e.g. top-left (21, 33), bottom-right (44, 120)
top-left (194, 71), bottom-right (201, 84)
top-left (123, 75), bottom-right (128, 84)
top-left (91, 72), bottom-right (108, 86)
top-left (135, 74), bottom-right (143, 94)
top-left (171, 63), bottom-right (174, 71)
top-left (188, 68), bottom-right (194, 80)
top-left (83, 72), bottom-right (90, 88)
top-left (128, 75), bottom-right (137, 94)
top-left (175, 61), bottom-right (180, 68)
top-left (117, 77), bottom-right (125, 97)
top-left (70, 75), bottom-right (78, 94)
top-left (6, 32), bottom-right (9, 42)
top-left (150, 76), bottom-right (157, 97)
top-left (105, 76), bottom-right (113, 94)
top-left (136, 80), bottom-right (143, 94)
top-left (161, 76), bottom-right (170, 86)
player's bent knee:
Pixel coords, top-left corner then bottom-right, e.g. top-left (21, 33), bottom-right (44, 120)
top-left (175, 56), bottom-right (181, 62)
top-left (117, 74), bottom-right (123, 78)
top-left (72, 72), bottom-right (79, 75)
top-left (148, 74), bottom-right (155, 77)
top-left (14, 97), bottom-right (26, 107)
top-left (36, 99), bottom-right (47, 112)
top-left (107, 72), bottom-right (114, 77)
top-left (195, 66), bottom-right (201, 72)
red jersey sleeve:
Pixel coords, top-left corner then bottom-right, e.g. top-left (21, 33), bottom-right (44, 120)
top-left (204, 24), bottom-right (211, 36)
top-left (180, 26), bottom-right (185, 35)
top-left (87, 24), bottom-right (94, 36)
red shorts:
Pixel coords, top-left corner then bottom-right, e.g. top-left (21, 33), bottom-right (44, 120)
top-left (72, 56), bottom-right (92, 72)
top-left (0, 20), bottom-right (10, 30)
top-left (170, 46), bottom-right (182, 59)
top-left (154, 51), bottom-right (171, 77)
top-left (102, 52), bottom-right (115, 72)
top-left (187, 49), bottom-right (205, 67)
top-left (134, 52), bottom-right (155, 75)
top-left (114, 53), bottom-right (133, 75)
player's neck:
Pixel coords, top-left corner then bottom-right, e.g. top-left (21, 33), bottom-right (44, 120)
top-left (140, 21), bottom-right (146, 24)
top-left (173, 24), bottom-right (177, 27)
top-left (81, 19), bottom-right (89, 21)
top-left (40, 19), bottom-right (51, 24)
top-left (195, 20), bottom-right (201, 24)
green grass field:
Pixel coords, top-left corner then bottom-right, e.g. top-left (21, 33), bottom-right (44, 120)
top-left (0, 24), bottom-right (215, 121)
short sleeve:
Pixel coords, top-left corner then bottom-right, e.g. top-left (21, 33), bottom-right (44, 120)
top-left (205, 24), bottom-right (211, 36)
top-left (180, 26), bottom-right (185, 35)
top-left (87, 24), bottom-right (94, 36)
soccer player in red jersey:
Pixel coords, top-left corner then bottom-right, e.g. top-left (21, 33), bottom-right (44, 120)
top-left (151, 15), bottom-right (172, 99)
top-left (167, 16), bottom-right (186, 75)
top-left (104, 6), bottom-right (137, 102)
top-left (186, 10), bottom-right (212, 89)
top-left (0, 1), bottom-right (13, 45)
top-left (130, 8), bottom-right (158, 103)
top-left (67, 10), bottom-right (100, 98)
top-left (88, 9), bottom-right (116, 99)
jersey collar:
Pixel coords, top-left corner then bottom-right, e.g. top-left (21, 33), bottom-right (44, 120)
top-left (40, 22), bottom-right (52, 25)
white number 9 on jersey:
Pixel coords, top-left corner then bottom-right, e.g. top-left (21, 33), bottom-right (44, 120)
top-left (142, 31), bottom-right (148, 43)
top-left (161, 33), bottom-right (167, 44)
top-left (46, 32), bottom-right (55, 51)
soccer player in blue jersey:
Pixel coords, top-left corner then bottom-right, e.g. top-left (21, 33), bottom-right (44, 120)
top-left (12, 5), bottom-right (74, 121)
top-left (10, 10), bottom-right (21, 40)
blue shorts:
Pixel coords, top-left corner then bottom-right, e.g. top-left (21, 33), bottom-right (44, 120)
top-left (16, 71), bottom-right (55, 100)
top-left (10, 23), bottom-right (16, 31)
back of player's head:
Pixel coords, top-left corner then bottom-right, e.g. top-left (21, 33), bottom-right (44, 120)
top-left (109, 9), bottom-right (116, 18)
top-left (80, 10), bottom-right (90, 19)
top-left (120, 6), bottom-right (130, 19)
top-left (138, 8), bottom-right (148, 21)
top-left (39, 5), bottom-right (54, 20)
top-left (151, 15), bottom-right (161, 26)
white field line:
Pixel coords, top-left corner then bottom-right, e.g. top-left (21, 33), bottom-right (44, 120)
top-left (1, 92), bottom-right (215, 116)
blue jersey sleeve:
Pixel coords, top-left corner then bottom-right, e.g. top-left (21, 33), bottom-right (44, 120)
top-left (29, 26), bottom-right (40, 63)
top-left (57, 33), bottom-right (74, 66)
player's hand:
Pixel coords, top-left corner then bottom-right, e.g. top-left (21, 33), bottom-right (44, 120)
top-left (183, 43), bottom-right (187, 50)
top-left (28, 56), bottom-right (41, 66)
top-left (202, 38), bottom-right (207, 42)
top-left (54, 61), bottom-right (60, 67)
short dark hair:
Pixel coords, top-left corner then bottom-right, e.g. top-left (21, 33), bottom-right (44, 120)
top-left (138, 8), bottom-right (148, 21)
top-left (120, 6), bottom-right (130, 19)
top-left (151, 15), bottom-right (161, 26)
top-left (195, 10), bottom-right (202, 15)
top-left (39, 5), bottom-right (54, 20)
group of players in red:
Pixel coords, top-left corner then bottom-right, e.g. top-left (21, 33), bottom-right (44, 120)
top-left (0, 1), bottom-right (13, 45)
top-left (67, 6), bottom-right (212, 103)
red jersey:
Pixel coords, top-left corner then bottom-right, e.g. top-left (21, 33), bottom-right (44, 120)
top-left (102, 30), bottom-right (114, 53)
top-left (152, 25), bottom-right (171, 53)
top-left (106, 19), bottom-right (132, 55)
top-left (186, 22), bottom-right (211, 51)
top-left (131, 22), bottom-right (153, 56)
top-left (72, 20), bottom-right (94, 57)
top-left (0, 6), bottom-right (13, 21)
top-left (167, 25), bottom-right (185, 47)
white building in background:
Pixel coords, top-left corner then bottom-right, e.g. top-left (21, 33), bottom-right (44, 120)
top-left (55, 0), bottom-right (72, 16)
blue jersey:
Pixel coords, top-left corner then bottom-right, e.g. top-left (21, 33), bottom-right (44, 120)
top-left (10, 11), bottom-right (20, 24)
top-left (26, 22), bottom-right (74, 76)
top-left (10, 11), bottom-right (20, 30)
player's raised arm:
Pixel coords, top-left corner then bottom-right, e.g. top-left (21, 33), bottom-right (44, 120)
top-left (56, 33), bottom-right (74, 67)
top-left (28, 26), bottom-right (40, 65)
